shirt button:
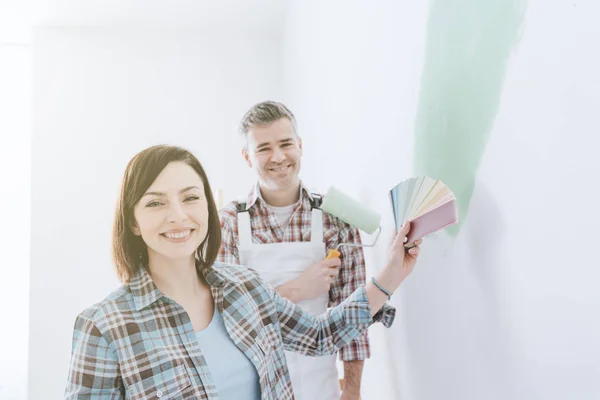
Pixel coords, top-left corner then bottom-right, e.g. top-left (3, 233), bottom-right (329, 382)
top-left (156, 389), bottom-right (163, 398)
top-left (253, 355), bottom-right (259, 362)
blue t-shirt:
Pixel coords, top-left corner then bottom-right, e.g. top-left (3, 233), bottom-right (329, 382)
top-left (196, 308), bottom-right (261, 400)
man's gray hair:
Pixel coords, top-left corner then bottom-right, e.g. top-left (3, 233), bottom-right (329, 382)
top-left (239, 101), bottom-right (298, 138)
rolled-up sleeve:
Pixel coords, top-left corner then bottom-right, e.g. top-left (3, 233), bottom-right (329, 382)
top-left (273, 285), bottom-right (395, 356)
top-left (328, 220), bottom-right (371, 361)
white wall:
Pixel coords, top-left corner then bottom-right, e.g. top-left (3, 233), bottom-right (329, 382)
top-left (0, 43), bottom-right (31, 400)
top-left (29, 27), bottom-right (282, 399)
top-left (283, 1), bottom-right (600, 399)
top-left (25, 2), bottom-right (600, 398)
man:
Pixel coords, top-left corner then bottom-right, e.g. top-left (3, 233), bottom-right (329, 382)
top-left (218, 101), bottom-right (368, 400)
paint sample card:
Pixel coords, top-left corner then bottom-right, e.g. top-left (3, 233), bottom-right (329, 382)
top-left (389, 177), bottom-right (459, 243)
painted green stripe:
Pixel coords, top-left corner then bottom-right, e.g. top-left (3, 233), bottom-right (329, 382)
top-left (413, 0), bottom-right (527, 235)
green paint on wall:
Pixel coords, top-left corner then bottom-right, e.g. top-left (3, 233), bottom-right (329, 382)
top-left (414, 0), bottom-right (527, 235)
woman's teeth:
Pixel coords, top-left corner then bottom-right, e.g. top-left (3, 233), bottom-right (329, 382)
top-left (163, 230), bottom-right (191, 239)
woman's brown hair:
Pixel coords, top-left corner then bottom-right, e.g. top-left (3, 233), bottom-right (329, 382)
top-left (112, 145), bottom-right (221, 283)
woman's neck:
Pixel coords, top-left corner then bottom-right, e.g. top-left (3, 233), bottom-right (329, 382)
top-left (148, 256), bottom-right (207, 301)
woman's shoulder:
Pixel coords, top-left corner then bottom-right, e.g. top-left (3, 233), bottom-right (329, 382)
top-left (210, 262), bottom-right (278, 321)
top-left (74, 285), bottom-right (133, 329)
top-left (209, 262), bottom-right (275, 299)
top-left (210, 261), bottom-right (263, 284)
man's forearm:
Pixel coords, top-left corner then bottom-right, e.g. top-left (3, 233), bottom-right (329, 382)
top-left (342, 360), bottom-right (364, 397)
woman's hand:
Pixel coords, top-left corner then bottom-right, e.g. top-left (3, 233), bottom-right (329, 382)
top-left (367, 222), bottom-right (423, 315)
top-left (384, 221), bottom-right (422, 282)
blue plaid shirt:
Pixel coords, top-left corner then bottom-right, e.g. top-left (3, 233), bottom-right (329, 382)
top-left (65, 262), bottom-right (395, 399)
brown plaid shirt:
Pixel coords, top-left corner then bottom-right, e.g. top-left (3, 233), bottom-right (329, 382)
top-left (218, 183), bottom-right (370, 361)
top-left (65, 263), bottom-right (395, 399)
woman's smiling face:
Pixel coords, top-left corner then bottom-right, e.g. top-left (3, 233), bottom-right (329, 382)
top-left (132, 161), bottom-right (209, 265)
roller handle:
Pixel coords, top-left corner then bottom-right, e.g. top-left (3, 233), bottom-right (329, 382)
top-left (326, 249), bottom-right (341, 260)
top-left (327, 244), bottom-right (414, 259)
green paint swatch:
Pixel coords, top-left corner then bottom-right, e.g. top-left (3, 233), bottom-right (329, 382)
top-left (414, 0), bottom-right (527, 235)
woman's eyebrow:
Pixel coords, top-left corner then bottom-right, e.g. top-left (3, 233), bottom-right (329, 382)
top-left (142, 186), bottom-right (201, 197)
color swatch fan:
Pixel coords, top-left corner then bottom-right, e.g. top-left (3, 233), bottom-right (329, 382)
top-left (389, 176), bottom-right (459, 244)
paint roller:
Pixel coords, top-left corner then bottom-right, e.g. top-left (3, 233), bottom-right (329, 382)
top-left (319, 186), bottom-right (383, 260)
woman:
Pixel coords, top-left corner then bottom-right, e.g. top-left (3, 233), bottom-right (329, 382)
top-left (65, 145), bottom-right (422, 399)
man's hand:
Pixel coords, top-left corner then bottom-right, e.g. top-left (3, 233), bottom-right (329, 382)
top-left (276, 258), bottom-right (341, 303)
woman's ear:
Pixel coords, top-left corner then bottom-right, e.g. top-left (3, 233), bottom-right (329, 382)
top-left (131, 221), bottom-right (141, 236)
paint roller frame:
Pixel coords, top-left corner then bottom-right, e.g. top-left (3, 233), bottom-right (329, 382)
top-left (319, 187), bottom-right (414, 260)
top-left (325, 226), bottom-right (382, 259)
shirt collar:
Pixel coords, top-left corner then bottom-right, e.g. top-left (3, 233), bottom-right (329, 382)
top-left (128, 266), bottom-right (164, 311)
top-left (202, 263), bottom-right (233, 288)
top-left (245, 181), bottom-right (316, 210)
top-left (129, 262), bottom-right (237, 311)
